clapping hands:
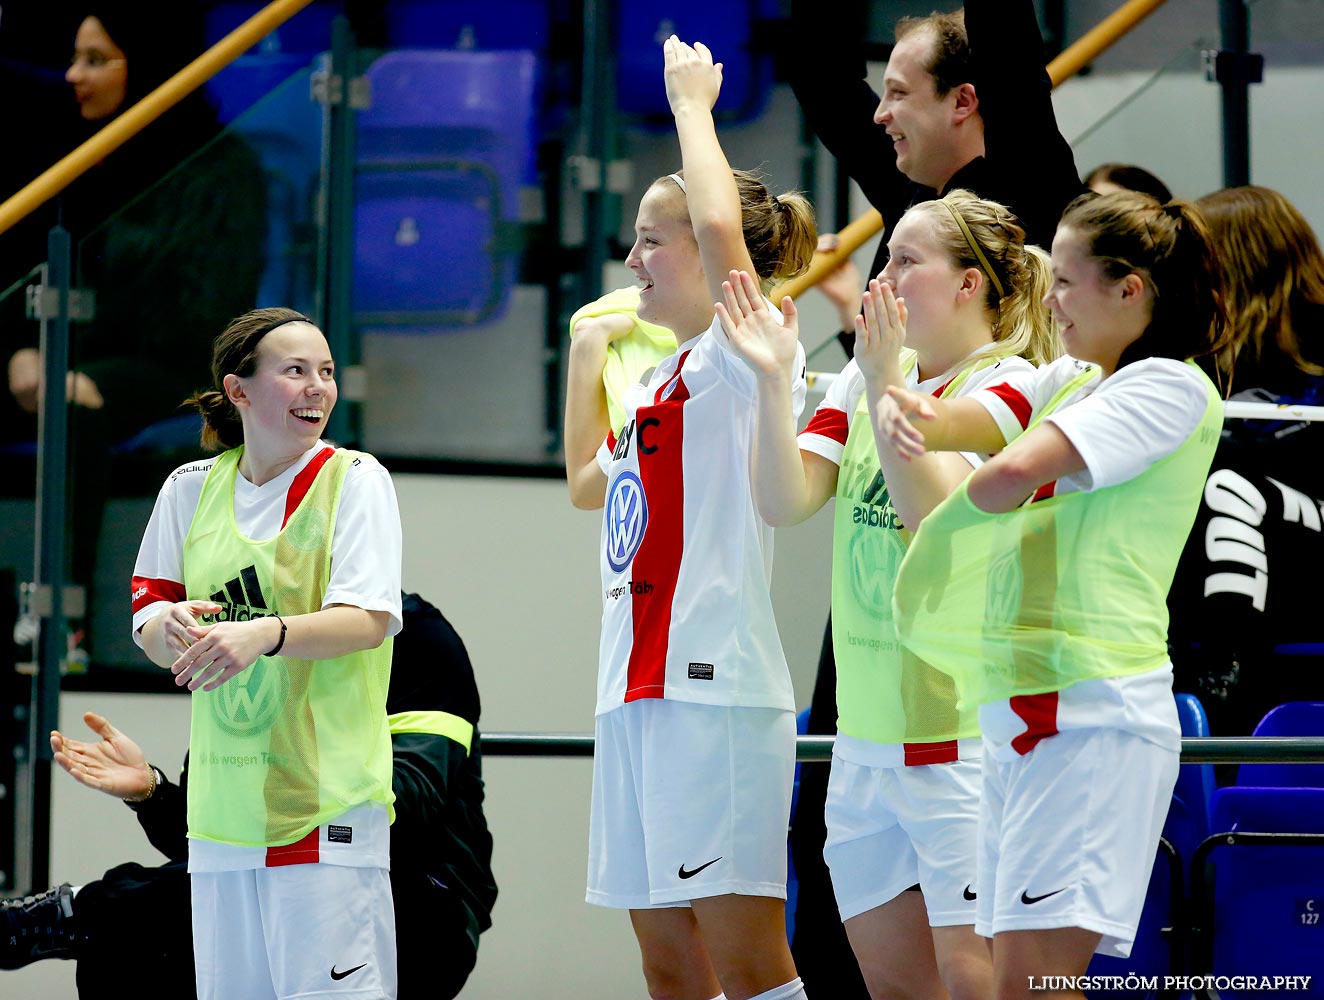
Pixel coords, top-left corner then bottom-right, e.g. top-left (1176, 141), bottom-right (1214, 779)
top-left (853, 277), bottom-right (907, 382)
top-left (715, 270), bottom-right (799, 381)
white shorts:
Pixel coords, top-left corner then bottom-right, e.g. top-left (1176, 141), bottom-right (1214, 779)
top-left (191, 864), bottom-right (397, 1000)
top-left (976, 726), bottom-right (1179, 958)
top-left (587, 699), bottom-right (796, 908)
top-left (823, 749), bottom-right (980, 924)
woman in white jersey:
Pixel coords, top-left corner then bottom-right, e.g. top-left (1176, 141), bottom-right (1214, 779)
top-left (874, 192), bottom-right (1230, 996)
top-left (129, 307), bottom-right (403, 1000)
top-left (565, 36), bottom-right (816, 1000)
top-left (716, 191), bottom-right (1057, 1000)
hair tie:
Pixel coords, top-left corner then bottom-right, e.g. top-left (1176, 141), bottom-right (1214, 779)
top-left (667, 172), bottom-right (686, 194)
top-left (939, 199), bottom-right (1005, 300)
top-left (1162, 202), bottom-right (1183, 220)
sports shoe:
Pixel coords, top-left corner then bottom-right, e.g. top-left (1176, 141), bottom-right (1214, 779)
top-left (0, 884), bottom-right (78, 968)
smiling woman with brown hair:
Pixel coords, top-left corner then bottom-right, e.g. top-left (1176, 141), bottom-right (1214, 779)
top-left (131, 307), bottom-right (403, 1000)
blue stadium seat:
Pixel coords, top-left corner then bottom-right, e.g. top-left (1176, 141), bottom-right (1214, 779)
top-left (616, 2), bottom-right (777, 123)
top-left (206, 53), bottom-right (311, 126)
top-left (1240, 702), bottom-right (1324, 788)
top-left (385, 0), bottom-right (552, 54)
top-left (353, 50), bottom-right (536, 330)
top-left (1171, 693), bottom-right (1217, 858)
top-left (206, 62), bottom-right (323, 314)
top-left (112, 414), bottom-right (204, 455)
top-left (1086, 693), bottom-right (1214, 994)
top-left (385, 0), bottom-right (551, 171)
top-left (204, 2), bottom-right (340, 55)
top-left (1192, 786), bottom-right (1324, 996)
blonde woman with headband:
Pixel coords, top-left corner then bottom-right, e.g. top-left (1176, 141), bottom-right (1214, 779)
top-left (717, 189), bottom-right (1056, 1000)
top-left (565, 36), bottom-right (818, 1000)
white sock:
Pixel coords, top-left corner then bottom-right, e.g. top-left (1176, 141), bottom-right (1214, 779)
top-left (746, 978), bottom-right (806, 1000)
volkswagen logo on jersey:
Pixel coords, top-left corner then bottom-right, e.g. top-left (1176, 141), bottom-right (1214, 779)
top-left (210, 657), bottom-right (290, 738)
top-left (849, 526), bottom-right (895, 616)
top-left (606, 472), bottom-right (648, 573)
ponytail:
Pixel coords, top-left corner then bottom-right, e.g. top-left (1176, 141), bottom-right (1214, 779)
top-left (663, 169), bottom-right (818, 293)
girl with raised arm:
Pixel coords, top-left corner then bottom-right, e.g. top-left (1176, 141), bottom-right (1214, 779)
top-left (569, 36), bottom-right (817, 1000)
top-left (878, 191), bottom-right (1230, 997)
top-left (718, 190), bottom-right (1056, 1000)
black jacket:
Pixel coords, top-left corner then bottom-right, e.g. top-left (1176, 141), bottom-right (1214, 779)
top-left (787, 0), bottom-right (1084, 279)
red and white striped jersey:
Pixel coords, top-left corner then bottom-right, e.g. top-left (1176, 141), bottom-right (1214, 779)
top-left (593, 317), bottom-right (807, 715)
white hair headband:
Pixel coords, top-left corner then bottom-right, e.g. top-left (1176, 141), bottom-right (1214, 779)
top-left (667, 172), bottom-right (686, 193)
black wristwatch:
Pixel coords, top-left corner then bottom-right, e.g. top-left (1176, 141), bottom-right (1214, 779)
top-left (124, 765), bottom-right (167, 812)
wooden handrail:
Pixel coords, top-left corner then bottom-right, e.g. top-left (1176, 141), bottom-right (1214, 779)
top-left (0, 0), bottom-right (317, 237)
top-left (776, 0), bottom-right (1170, 300)
top-left (1047, 0), bottom-right (1169, 86)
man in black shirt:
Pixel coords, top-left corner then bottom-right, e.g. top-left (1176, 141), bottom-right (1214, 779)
top-left (790, 0), bottom-right (1083, 260)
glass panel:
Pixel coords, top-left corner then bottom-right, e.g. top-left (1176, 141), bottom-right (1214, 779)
top-left (1055, 42), bottom-right (1223, 204)
top-left (54, 61), bottom-right (324, 673)
top-left (351, 44), bottom-right (551, 463)
top-left (0, 262), bottom-right (45, 644)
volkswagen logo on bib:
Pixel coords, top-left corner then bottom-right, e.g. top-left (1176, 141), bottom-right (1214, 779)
top-left (606, 472), bottom-right (648, 573)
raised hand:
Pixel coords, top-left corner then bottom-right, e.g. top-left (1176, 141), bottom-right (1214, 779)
top-left (172, 615), bottom-right (279, 692)
top-left (715, 269), bottom-right (799, 380)
top-left (663, 35), bottom-right (723, 114)
top-left (51, 712), bottom-right (154, 800)
top-left (853, 277), bottom-right (908, 382)
top-left (876, 385), bottom-right (937, 461)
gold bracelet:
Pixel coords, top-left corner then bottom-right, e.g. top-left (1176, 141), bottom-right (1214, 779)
top-left (123, 764), bottom-right (157, 804)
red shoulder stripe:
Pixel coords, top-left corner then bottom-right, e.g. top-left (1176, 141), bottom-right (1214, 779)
top-left (801, 407), bottom-right (849, 446)
top-left (986, 383), bottom-right (1033, 430)
top-left (283, 447), bottom-right (337, 529)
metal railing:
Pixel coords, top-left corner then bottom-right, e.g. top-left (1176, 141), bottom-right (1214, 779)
top-left (480, 733), bottom-right (1324, 764)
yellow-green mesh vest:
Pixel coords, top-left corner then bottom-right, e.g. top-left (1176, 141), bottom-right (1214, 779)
top-left (183, 447), bottom-right (394, 847)
top-left (893, 361), bottom-right (1222, 711)
top-left (831, 350), bottom-right (1004, 744)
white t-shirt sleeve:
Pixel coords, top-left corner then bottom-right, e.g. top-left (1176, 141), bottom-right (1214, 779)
top-left (798, 359), bottom-right (862, 466)
top-left (1047, 358), bottom-right (1209, 492)
top-left (967, 363), bottom-right (1046, 446)
top-left (130, 460), bottom-right (212, 646)
top-left (951, 355), bottom-right (1037, 468)
top-left (323, 455), bottom-right (404, 635)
